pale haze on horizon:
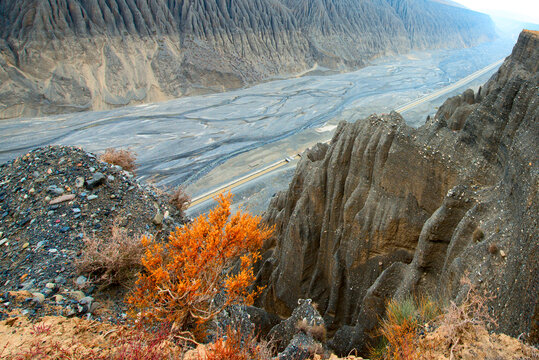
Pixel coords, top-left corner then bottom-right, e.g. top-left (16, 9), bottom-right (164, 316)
top-left (456, 0), bottom-right (539, 24)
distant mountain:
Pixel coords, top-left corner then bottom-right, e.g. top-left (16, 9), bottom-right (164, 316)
top-left (0, 0), bottom-right (496, 119)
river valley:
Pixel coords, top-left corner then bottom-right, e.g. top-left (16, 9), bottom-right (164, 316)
top-left (0, 38), bottom-right (514, 214)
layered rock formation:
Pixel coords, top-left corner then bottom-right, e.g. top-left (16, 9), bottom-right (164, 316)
top-left (256, 30), bottom-right (538, 355)
top-left (0, 0), bottom-right (496, 119)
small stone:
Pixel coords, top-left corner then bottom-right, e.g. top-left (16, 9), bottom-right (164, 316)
top-left (72, 208), bottom-right (81, 213)
top-left (0, 239), bottom-right (7, 246)
top-left (22, 242), bottom-right (29, 250)
top-left (59, 226), bottom-right (71, 233)
top-left (75, 177), bottom-right (85, 188)
top-left (45, 283), bottom-right (56, 290)
top-left (66, 306), bottom-right (77, 316)
top-left (54, 276), bottom-right (66, 284)
top-left (500, 250), bottom-right (506, 257)
top-left (29, 188), bottom-right (35, 194)
top-left (87, 194), bottom-right (98, 201)
top-left (79, 296), bottom-right (94, 305)
top-left (153, 212), bottom-right (164, 226)
top-left (17, 218), bottom-right (31, 227)
top-left (43, 288), bottom-right (54, 297)
top-left (89, 167), bottom-right (96, 172)
top-left (47, 185), bottom-right (64, 195)
top-left (69, 291), bottom-right (86, 301)
top-left (49, 194), bottom-right (76, 205)
top-left (31, 292), bottom-right (45, 304)
top-left (89, 301), bottom-right (100, 314)
top-left (54, 295), bottom-right (64, 303)
top-left (85, 173), bottom-right (106, 189)
top-left (107, 175), bottom-right (115, 182)
top-left (76, 276), bottom-right (87, 287)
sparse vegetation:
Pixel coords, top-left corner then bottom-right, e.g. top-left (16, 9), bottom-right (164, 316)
top-left (7, 320), bottom-right (181, 360)
top-left (100, 148), bottom-right (137, 172)
top-left (488, 243), bottom-right (499, 254)
top-left (75, 225), bottom-right (145, 288)
top-left (296, 319), bottom-right (327, 342)
top-left (201, 326), bottom-right (273, 360)
top-left (370, 295), bottom-right (441, 360)
top-left (168, 186), bottom-right (191, 214)
top-left (369, 278), bottom-right (511, 360)
top-left (430, 277), bottom-right (497, 356)
top-left (472, 227), bottom-right (485, 242)
top-left (127, 192), bottom-right (273, 341)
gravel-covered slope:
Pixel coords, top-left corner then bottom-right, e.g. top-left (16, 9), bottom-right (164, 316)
top-left (0, 146), bottom-right (184, 320)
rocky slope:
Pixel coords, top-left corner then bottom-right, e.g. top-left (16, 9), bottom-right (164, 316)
top-left (0, 0), bottom-right (496, 119)
top-left (256, 30), bottom-right (538, 355)
top-left (0, 146), bottom-right (185, 322)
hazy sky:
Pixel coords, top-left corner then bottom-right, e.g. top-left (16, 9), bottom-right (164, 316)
top-left (457, 0), bottom-right (539, 24)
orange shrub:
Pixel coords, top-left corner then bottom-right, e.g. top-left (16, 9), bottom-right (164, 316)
top-left (127, 193), bottom-right (273, 340)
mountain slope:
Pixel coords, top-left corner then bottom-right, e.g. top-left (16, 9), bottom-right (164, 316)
top-left (0, 0), bottom-right (496, 119)
top-left (256, 30), bottom-right (538, 355)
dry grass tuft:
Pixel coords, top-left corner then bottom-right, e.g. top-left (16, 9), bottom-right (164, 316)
top-left (168, 186), bottom-right (191, 213)
top-left (434, 278), bottom-right (496, 356)
top-left (75, 225), bottom-right (145, 288)
top-left (488, 243), bottom-right (499, 254)
top-left (472, 227), bottom-right (485, 242)
top-left (100, 148), bottom-right (137, 172)
top-left (296, 319), bottom-right (327, 342)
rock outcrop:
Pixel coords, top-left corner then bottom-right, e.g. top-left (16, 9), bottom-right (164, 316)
top-left (256, 30), bottom-right (538, 355)
top-left (0, 0), bottom-right (496, 119)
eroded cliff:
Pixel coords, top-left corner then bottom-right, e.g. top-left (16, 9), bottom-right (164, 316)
top-left (256, 30), bottom-right (538, 355)
top-left (0, 0), bottom-right (496, 119)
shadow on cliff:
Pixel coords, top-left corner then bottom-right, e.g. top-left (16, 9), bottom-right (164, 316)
top-left (255, 30), bottom-right (539, 356)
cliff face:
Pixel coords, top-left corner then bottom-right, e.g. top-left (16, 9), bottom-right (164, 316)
top-left (256, 30), bottom-right (538, 355)
top-left (0, 0), bottom-right (496, 119)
